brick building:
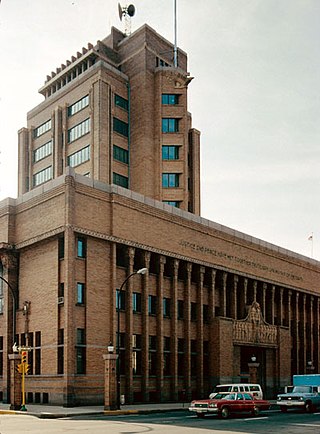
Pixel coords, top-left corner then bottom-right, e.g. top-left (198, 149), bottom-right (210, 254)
top-left (0, 24), bottom-right (320, 406)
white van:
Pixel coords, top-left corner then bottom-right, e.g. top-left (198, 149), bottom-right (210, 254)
top-left (209, 383), bottom-right (263, 399)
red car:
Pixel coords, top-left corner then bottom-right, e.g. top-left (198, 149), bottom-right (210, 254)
top-left (189, 392), bottom-right (271, 418)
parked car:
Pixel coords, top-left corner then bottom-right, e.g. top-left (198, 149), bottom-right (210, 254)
top-left (209, 383), bottom-right (263, 399)
top-left (189, 392), bottom-right (271, 419)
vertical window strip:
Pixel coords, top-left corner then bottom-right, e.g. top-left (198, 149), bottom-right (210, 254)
top-left (115, 94), bottom-right (129, 111)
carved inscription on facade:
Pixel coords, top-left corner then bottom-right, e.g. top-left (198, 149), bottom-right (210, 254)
top-left (233, 302), bottom-right (277, 346)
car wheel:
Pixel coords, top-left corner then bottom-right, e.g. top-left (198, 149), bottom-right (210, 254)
top-left (252, 406), bottom-right (259, 417)
top-left (305, 402), bottom-right (314, 413)
top-left (280, 406), bottom-right (287, 413)
top-left (196, 413), bottom-right (205, 418)
top-left (221, 406), bottom-right (230, 419)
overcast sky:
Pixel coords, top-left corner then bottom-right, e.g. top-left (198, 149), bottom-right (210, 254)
top-left (0, 0), bottom-right (319, 259)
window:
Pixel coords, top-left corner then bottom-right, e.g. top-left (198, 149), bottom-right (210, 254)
top-left (68, 118), bottom-right (90, 143)
top-left (162, 173), bottom-right (179, 188)
top-left (77, 283), bottom-right (85, 304)
top-left (162, 118), bottom-right (179, 133)
top-left (77, 237), bottom-right (86, 258)
top-left (68, 95), bottom-right (89, 116)
top-left (58, 237), bottom-right (64, 259)
top-left (191, 302), bottom-right (197, 322)
top-left (156, 57), bottom-right (170, 67)
top-left (191, 339), bottom-right (197, 373)
top-left (132, 334), bottom-right (141, 375)
top-left (33, 166), bottom-right (52, 187)
top-left (34, 140), bottom-right (53, 162)
top-left (113, 172), bottom-right (128, 188)
top-left (116, 289), bottom-right (126, 310)
top-left (68, 145), bottom-right (90, 167)
top-left (148, 295), bottom-right (157, 315)
top-left (113, 117), bottom-right (128, 137)
top-left (163, 201), bottom-right (180, 208)
top-left (162, 145), bottom-right (179, 160)
top-left (113, 145), bottom-right (129, 164)
top-left (76, 328), bottom-right (86, 374)
top-left (178, 338), bottom-right (185, 376)
top-left (162, 94), bottom-right (179, 105)
top-left (163, 337), bottom-right (171, 376)
top-left (35, 331), bottom-right (41, 375)
top-left (133, 292), bottom-right (142, 313)
top-left (163, 297), bottom-right (171, 318)
top-left (115, 94), bottom-right (128, 111)
top-left (58, 283), bottom-right (64, 298)
top-left (177, 300), bottom-right (184, 320)
top-left (203, 304), bottom-right (209, 324)
top-left (118, 332), bottom-right (125, 375)
top-left (34, 119), bottom-right (51, 138)
top-left (149, 335), bottom-right (157, 376)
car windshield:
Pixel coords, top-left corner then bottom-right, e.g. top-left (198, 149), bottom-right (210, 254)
top-left (213, 393), bottom-right (236, 400)
top-left (293, 386), bottom-right (312, 393)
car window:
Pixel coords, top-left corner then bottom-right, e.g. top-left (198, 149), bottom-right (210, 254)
top-left (244, 393), bottom-right (253, 400)
top-left (224, 394), bottom-right (235, 400)
top-left (234, 386), bottom-right (239, 392)
top-left (237, 393), bottom-right (243, 400)
top-left (239, 386), bottom-right (244, 392)
top-left (244, 386), bottom-right (249, 392)
top-left (250, 386), bottom-right (259, 391)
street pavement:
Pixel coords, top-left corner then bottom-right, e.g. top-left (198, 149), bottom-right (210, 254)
top-left (0, 400), bottom-right (278, 419)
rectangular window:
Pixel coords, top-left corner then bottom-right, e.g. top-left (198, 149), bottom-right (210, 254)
top-left (34, 140), bottom-right (53, 162)
top-left (178, 338), bottom-right (185, 376)
top-left (77, 237), bottom-right (86, 258)
top-left (163, 297), bottom-right (171, 318)
top-left (113, 172), bottom-right (128, 188)
top-left (113, 117), bottom-right (128, 137)
top-left (177, 300), bottom-right (184, 320)
top-left (163, 201), bottom-right (180, 208)
top-left (115, 94), bottom-right (129, 111)
top-left (68, 145), bottom-right (90, 167)
top-left (77, 282), bottom-right (85, 304)
top-left (133, 292), bottom-right (142, 313)
top-left (162, 173), bottom-right (179, 188)
top-left (162, 94), bottom-right (179, 105)
top-left (113, 145), bottom-right (129, 164)
top-left (68, 118), bottom-right (90, 143)
top-left (58, 237), bottom-right (64, 259)
top-left (163, 336), bottom-right (171, 376)
top-left (203, 304), bottom-right (209, 324)
top-left (68, 95), bottom-right (89, 116)
top-left (148, 295), bottom-right (157, 315)
top-left (35, 331), bottom-right (41, 375)
top-left (33, 166), bottom-right (52, 187)
top-left (34, 119), bottom-right (51, 138)
top-left (149, 335), bottom-right (157, 376)
top-left (76, 328), bottom-right (86, 374)
top-left (191, 302), bottom-right (197, 322)
top-left (118, 332), bottom-right (126, 375)
top-left (132, 334), bottom-right (141, 375)
top-left (162, 145), bottom-right (179, 160)
top-left (58, 329), bottom-right (64, 374)
top-left (162, 118), bottom-right (179, 133)
top-left (191, 339), bottom-right (197, 373)
top-left (116, 289), bottom-right (126, 310)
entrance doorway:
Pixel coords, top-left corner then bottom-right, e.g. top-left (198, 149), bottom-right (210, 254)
top-left (240, 346), bottom-right (266, 392)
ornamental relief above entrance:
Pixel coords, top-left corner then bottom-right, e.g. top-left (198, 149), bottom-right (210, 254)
top-left (233, 301), bottom-right (278, 347)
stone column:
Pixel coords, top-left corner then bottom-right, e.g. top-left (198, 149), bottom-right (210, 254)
top-left (185, 263), bottom-right (192, 401)
top-left (9, 353), bottom-right (21, 410)
top-left (125, 247), bottom-right (135, 403)
top-left (103, 353), bottom-right (118, 410)
top-left (208, 269), bottom-right (216, 386)
top-left (141, 252), bottom-right (150, 402)
top-left (231, 275), bottom-right (238, 320)
top-left (262, 283), bottom-right (267, 321)
top-left (310, 296), bottom-right (314, 366)
top-left (171, 259), bottom-right (179, 401)
top-left (295, 292), bottom-right (300, 373)
top-left (279, 288), bottom-right (284, 326)
top-left (253, 281), bottom-right (257, 303)
top-left (222, 272), bottom-right (227, 317)
top-left (156, 256), bottom-right (166, 402)
top-left (288, 291), bottom-right (292, 332)
top-left (302, 294), bottom-right (307, 372)
top-left (243, 278), bottom-right (248, 317)
top-left (271, 286), bottom-right (275, 326)
top-left (197, 266), bottom-right (205, 397)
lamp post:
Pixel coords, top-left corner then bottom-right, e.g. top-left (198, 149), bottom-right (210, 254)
top-left (116, 267), bottom-right (147, 409)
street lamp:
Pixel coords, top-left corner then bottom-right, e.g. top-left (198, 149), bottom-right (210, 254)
top-left (116, 267), bottom-right (147, 409)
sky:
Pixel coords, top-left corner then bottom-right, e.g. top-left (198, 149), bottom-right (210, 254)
top-left (0, 0), bottom-right (319, 259)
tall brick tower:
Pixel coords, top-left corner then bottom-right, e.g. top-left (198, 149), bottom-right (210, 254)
top-left (18, 25), bottom-right (200, 214)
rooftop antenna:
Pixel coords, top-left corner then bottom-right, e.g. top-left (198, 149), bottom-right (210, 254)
top-left (173, 0), bottom-right (178, 67)
top-left (118, 3), bottom-right (136, 36)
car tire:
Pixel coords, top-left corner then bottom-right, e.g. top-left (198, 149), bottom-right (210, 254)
top-left (252, 406), bottom-right (259, 417)
top-left (280, 406), bottom-right (287, 413)
top-left (196, 413), bottom-right (205, 418)
top-left (305, 402), bottom-right (314, 413)
top-left (221, 406), bottom-right (230, 419)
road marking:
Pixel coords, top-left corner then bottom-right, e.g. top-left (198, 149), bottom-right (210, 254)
top-left (243, 417), bottom-right (268, 421)
top-left (292, 423), bottom-right (320, 427)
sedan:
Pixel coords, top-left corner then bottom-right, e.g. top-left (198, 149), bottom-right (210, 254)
top-left (189, 392), bottom-right (271, 419)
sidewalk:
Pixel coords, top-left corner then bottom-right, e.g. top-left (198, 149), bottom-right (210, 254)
top-left (0, 401), bottom-right (190, 419)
